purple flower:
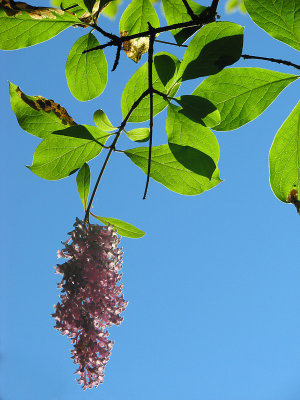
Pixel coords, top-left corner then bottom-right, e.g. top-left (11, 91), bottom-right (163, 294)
top-left (52, 218), bottom-right (128, 389)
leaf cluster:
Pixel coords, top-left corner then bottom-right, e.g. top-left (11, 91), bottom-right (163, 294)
top-left (1, 0), bottom-right (299, 238)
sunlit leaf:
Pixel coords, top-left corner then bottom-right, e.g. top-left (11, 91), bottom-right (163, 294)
top-left (102, 0), bottom-right (122, 19)
top-left (76, 163), bottom-right (91, 211)
top-left (0, 0), bottom-right (81, 50)
top-left (178, 22), bottom-right (244, 80)
top-left (28, 125), bottom-right (110, 180)
top-left (166, 104), bottom-right (220, 165)
top-left (125, 128), bottom-right (150, 142)
top-left (66, 33), bottom-right (107, 101)
top-left (119, 0), bottom-right (159, 62)
top-left (162, 0), bottom-right (207, 44)
top-left (9, 82), bottom-right (76, 138)
top-left (92, 214), bottom-right (146, 238)
top-left (194, 68), bottom-right (298, 131)
top-left (245, 0), bottom-right (300, 51)
top-left (269, 102), bottom-right (300, 210)
top-left (125, 144), bottom-right (221, 195)
top-left (121, 52), bottom-right (181, 122)
top-left (174, 95), bottom-right (221, 128)
top-left (93, 109), bottom-right (116, 131)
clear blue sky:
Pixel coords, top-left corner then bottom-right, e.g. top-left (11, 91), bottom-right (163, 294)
top-left (1, 1), bottom-right (300, 399)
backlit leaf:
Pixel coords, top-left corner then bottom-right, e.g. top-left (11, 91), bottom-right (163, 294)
top-left (125, 144), bottom-right (221, 195)
top-left (162, 0), bottom-right (207, 44)
top-left (245, 0), bottom-right (300, 51)
top-left (0, 0), bottom-right (81, 50)
top-left (93, 109), bottom-right (116, 131)
top-left (76, 163), bottom-right (91, 211)
top-left (269, 102), bottom-right (300, 209)
top-left (66, 33), bottom-right (108, 101)
top-left (174, 95), bottom-right (221, 128)
top-left (178, 22), bottom-right (244, 80)
top-left (166, 104), bottom-right (220, 165)
top-left (194, 68), bottom-right (298, 131)
top-left (28, 125), bottom-right (110, 180)
top-left (119, 0), bottom-right (159, 62)
top-left (125, 128), bottom-right (150, 142)
top-left (121, 52), bottom-right (181, 122)
top-left (9, 82), bottom-right (76, 139)
top-left (92, 214), bottom-right (146, 238)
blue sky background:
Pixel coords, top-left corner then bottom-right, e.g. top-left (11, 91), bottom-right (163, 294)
top-left (1, 1), bottom-right (300, 399)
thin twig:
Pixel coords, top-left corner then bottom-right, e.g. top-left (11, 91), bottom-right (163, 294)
top-left (143, 24), bottom-right (156, 200)
top-left (84, 89), bottom-right (150, 223)
top-left (153, 89), bottom-right (174, 101)
top-left (60, 3), bottom-right (78, 11)
top-left (242, 54), bottom-right (300, 70)
top-left (181, 0), bottom-right (197, 20)
top-left (155, 39), bottom-right (188, 47)
top-left (112, 44), bottom-right (122, 71)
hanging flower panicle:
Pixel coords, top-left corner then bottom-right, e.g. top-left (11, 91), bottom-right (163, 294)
top-left (52, 218), bottom-right (128, 389)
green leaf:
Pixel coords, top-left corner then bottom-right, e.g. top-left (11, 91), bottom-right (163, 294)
top-left (76, 0), bottom-right (96, 13)
top-left (121, 52), bottom-right (181, 122)
top-left (162, 0), bottom-right (207, 45)
top-left (125, 144), bottom-right (221, 195)
top-left (0, 2), bottom-right (81, 50)
top-left (166, 104), bottom-right (220, 165)
top-left (102, 0), bottom-right (122, 19)
top-left (194, 68), bottom-right (299, 131)
top-left (269, 101), bottom-right (300, 206)
top-left (225, 0), bottom-right (239, 13)
top-left (66, 33), bottom-right (107, 102)
top-left (125, 128), bottom-right (150, 142)
top-left (174, 95), bottom-right (221, 128)
top-left (9, 82), bottom-right (76, 139)
top-left (178, 22), bottom-right (244, 81)
top-left (244, 0), bottom-right (300, 51)
top-left (28, 125), bottom-right (110, 180)
top-left (119, 0), bottom-right (159, 62)
top-left (92, 215), bottom-right (146, 238)
top-left (93, 109), bottom-right (116, 131)
top-left (119, 0), bottom-right (159, 34)
top-left (76, 163), bottom-right (91, 211)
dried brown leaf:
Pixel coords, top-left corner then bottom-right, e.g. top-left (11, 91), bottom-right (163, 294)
top-left (120, 31), bottom-right (149, 63)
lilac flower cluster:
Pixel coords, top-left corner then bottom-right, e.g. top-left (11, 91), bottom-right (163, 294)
top-left (52, 218), bottom-right (128, 389)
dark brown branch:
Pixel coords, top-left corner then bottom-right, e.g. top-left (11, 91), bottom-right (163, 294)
top-left (83, 10), bottom-right (215, 54)
top-left (84, 89), bottom-right (150, 223)
top-left (143, 24), bottom-right (156, 200)
top-left (153, 89), bottom-right (174, 101)
top-left (112, 44), bottom-right (122, 71)
top-left (242, 54), bottom-right (300, 70)
top-left (210, 0), bottom-right (220, 14)
top-left (90, 23), bottom-right (119, 41)
top-left (181, 0), bottom-right (197, 21)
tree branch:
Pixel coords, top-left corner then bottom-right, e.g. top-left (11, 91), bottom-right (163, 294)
top-left (242, 54), bottom-right (300, 70)
top-left (112, 44), bottom-right (122, 71)
top-left (143, 24), bottom-right (156, 200)
top-left (83, 10), bottom-right (215, 55)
